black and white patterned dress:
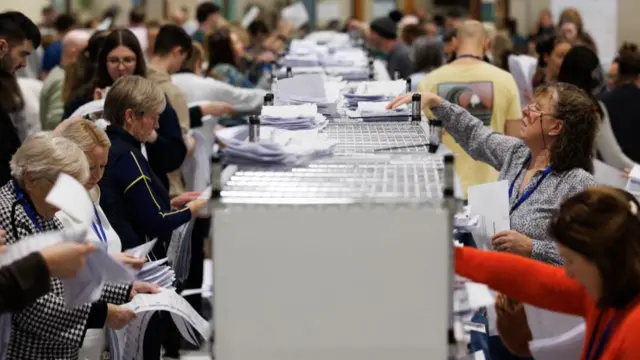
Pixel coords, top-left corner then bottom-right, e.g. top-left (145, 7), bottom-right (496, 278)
top-left (0, 181), bottom-right (131, 360)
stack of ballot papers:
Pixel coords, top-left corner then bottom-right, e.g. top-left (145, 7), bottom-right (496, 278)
top-left (305, 31), bottom-right (351, 47)
top-left (109, 289), bottom-right (210, 360)
top-left (261, 104), bottom-right (328, 130)
top-left (326, 66), bottom-right (370, 81)
top-left (274, 74), bottom-right (344, 115)
top-left (343, 80), bottom-right (407, 105)
top-left (347, 101), bottom-right (410, 119)
top-left (136, 258), bottom-right (176, 288)
top-left (282, 53), bottom-right (321, 67)
top-left (167, 218), bottom-right (196, 282)
top-left (216, 125), bottom-right (338, 166)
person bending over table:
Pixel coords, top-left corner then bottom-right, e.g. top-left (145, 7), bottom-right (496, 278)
top-left (455, 187), bottom-right (640, 360)
top-left (388, 84), bottom-right (598, 357)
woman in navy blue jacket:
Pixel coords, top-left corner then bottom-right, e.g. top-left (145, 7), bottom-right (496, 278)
top-left (99, 75), bottom-right (207, 360)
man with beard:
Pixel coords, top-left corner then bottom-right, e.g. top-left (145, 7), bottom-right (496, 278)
top-left (0, 12), bottom-right (41, 185)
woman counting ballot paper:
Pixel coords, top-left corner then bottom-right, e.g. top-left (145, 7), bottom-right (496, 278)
top-left (0, 133), bottom-right (157, 360)
top-left (98, 75), bottom-right (207, 359)
top-left (455, 187), bottom-right (640, 359)
top-left (387, 84), bottom-right (598, 357)
top-left (53, 118), bottom-right (151, 360)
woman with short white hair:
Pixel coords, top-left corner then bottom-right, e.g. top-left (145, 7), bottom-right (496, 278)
top-left (0, 132), bottom-right (144, 360)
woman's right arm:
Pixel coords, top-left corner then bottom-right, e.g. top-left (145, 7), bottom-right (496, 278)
top-left (456, 246), bottom-right (588, 317)
top-left (432, 100), bottom-right (522, 171)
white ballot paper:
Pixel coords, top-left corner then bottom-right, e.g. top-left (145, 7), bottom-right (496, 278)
top-left (529, 322), bottom-right (585, 360)
top-left (128, 238), bottom-right (157, 259)
top-left (281, 2), bottom-right (309, 29)
top-left (110, 289), bottom-right (211, 360)
top-left (167, 219), bottom-right (196, 282)
top-left (241, 6), bottom-right (260, 28)
top-left (45, 173), bottom-right (135, 307)
top-left (594, 159), bottom-right (627, 189)
top-left (136, 258), bottom-right (176, 288)
top-left (626, 164), bottom-right (640, 195)
top-left (467, 180), bottom-right (511, 250)
top-left (70, 98), bottom-right (104, 119)
top-left (525, 305), bottom-right (584, 349)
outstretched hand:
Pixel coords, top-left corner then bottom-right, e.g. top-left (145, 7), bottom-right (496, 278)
top-left (385, 92), bottom-right (442, 111)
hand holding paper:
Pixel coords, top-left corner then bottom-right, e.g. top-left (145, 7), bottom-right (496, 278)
top-left (114, 252), bottom-right (145, 270)
top-left (491, 230), bottom-right (533, 256)
top-left (106, 304), bottom-right (137, 330)
top-left (129, 281), bottom-right (161, 300)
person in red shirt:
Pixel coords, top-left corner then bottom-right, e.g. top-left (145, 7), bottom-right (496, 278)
top-left (455, 186), bottom-right (640, 359)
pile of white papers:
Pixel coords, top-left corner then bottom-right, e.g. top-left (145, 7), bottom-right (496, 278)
top-left (274, 74), bottom-right (344, 115)
top-left (261, 104), bottom-right (328, 130)
top-left (326, 66), bottom-right (370, 81)
top-left (282, 53), bottom-right (321, 67)
top-left (136, 258), bottom-right (175, 288)
top-left (216, 125), bottom-right (338, 166)
top-left (343, 80), bottom-right (406, 105)
top-left (109, 289), bottom-right (210, 360)
top-left (347, 101), bottom-right (410, 119)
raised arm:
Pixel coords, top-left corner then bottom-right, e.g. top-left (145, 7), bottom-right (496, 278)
top-left (387, 93), bottom-right (521, 171)
top-left (432, 100), bottom-right (522, 171)
top-left (456, 246), bottom-right (588, 317)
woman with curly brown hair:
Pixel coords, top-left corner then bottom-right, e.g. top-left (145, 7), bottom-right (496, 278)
top-left (388, 82), bottom-right (598, 357)
top-left (455, 186), bottom-right (640, 360)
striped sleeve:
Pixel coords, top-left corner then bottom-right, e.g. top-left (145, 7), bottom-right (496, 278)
top-left (115, 151), bottom-right (191, 239)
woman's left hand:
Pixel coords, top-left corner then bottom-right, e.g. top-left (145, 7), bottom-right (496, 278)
top-left (129, 281), bottom-right (160, 300)
top-left (171, 192), bottom-right (201, 209)
top-left (492, 231), bottom-right (533, 256)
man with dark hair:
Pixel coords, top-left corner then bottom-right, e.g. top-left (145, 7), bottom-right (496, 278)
top-left (129, 6), bottom-right (150, 56)
top-left (368, 16), bottom-right (413, 79)
top-left (192, 2), bottom-right (221, 45)
top-left (445, 8), bottom-right (465, 30)
top-left (41, 13), bottom-right (76, 78)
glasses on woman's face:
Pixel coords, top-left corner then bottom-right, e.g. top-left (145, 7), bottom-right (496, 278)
top-left (525, 103), bottom-right (557, 124)
top-left (107, 56), bottom-right (136, 67)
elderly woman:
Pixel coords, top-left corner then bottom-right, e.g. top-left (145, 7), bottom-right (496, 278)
top-left (388, 83), bottom-right (598, 357)
top-left (456, 187), bottom-right (640, 359)
top-left (98, 75), bottom-right (206, 359)
top-left (0, 133), bottom-right (141, 360)
top-left (54, 118), bottom-right (149, 359)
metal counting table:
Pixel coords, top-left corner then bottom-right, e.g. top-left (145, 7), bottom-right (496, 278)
top-left (320, 121), bottom-right (430, 154)
top-left (221, 155), bottom-right (445, 203)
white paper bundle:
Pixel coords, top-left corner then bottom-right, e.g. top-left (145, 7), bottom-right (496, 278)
top-left (216, 125), bottom-right (338, 166)
top-left (136, 258), bottom-right (176, 288)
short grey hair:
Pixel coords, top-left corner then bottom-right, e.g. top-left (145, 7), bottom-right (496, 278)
top-left (104, 75), bottom-right (166, 126)
top-left (411, 36), bottom-right (444, 73)
top-left (10, 132), bottom-right (90, 186)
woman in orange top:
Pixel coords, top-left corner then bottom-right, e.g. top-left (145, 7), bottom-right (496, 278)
top-left (456, 186), bottom-right (640, 359)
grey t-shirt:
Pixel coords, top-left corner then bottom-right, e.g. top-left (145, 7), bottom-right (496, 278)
top-left (386, 42), bottom-right (413, 80)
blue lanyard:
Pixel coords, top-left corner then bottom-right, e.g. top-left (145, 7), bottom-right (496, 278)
top-left (585, 311), bottom-right (615, 360)
top-left (508, 156), bottom-right (552, 214)
top-left (12, 180), bottom-right (42, 233)
top-left (92, 205), bottom-right (108, 245)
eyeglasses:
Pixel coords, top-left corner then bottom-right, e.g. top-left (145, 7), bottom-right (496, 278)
top-left (526, 104), bottom-right (558, 121)
top-left (106, 56), bottom-right (136, 66)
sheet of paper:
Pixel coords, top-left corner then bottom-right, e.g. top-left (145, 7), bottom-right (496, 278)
top-left (507, 55), bottom-right (537, 107)
top-left (524, 305), bottom-right (584, 341)
top-left (124, 289), bottom-right (211, 340)
top-left (241, 6), bottom-right (260, 28)
top-left (46, 173), bottom-right (94, 226)
top-left (70, 99), bottom-right (105, 118)
top-left (128, 238), bottom-right (158, 259)
top-left (529, 322), bottom-right (585, 360)
top-left (0, 230), bottom-right (69, 267)
top-left (167, 219), bottom-right (196, 282)
top-left (465, 282), bottom-right (495, 310)
top-left (316, 1), bottom-right (341, 22)
top-left (467, 180), bottom-right (511, 250)
top-left (281, 2), bottom-right (310, 29)
top-left (626, 164), bottom-right (640, 194)
top-left (594, 159), bottom-right (627, 189)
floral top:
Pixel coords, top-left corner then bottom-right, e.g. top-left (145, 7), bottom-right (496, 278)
top-left (209, 63), bottom-right (255, 89)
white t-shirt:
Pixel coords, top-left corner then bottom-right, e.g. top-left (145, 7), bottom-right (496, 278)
top-left (55, 186), bottom-right (122, 360)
